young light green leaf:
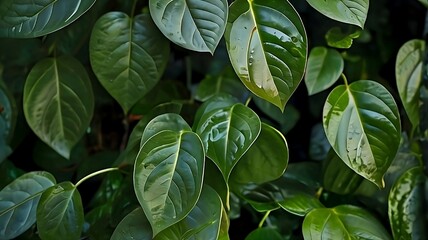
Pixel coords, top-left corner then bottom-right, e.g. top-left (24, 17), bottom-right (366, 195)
top-left (305, 47), bottom-right (344, 95)
top-left (37, 182), bottom-right (84, 240)
top-left (306, 0), bottom-right (369, 28)
top-left (230, 123), bottom-right (288, 184)
top-left (23, 56), bottom-right (94, 159)
top-left (0, 0), bottom-right (96, 38)
top-left (388, 167), bottom-right (427, 240)
top-left (90, 12), bottom-right (170, 114)
top-left (111, 207), bottom-right (153, 240)
top-left (195, 103), bottom-right (261, 182)
top-left (155, 186), bottom-right (223, 240)
top-left (323, 80), bottom-right (401, 188)
top-left (134, 130), bottom-right (205, 236)
top-left (395, 39), bottom-right (425, 130)
top-left (0, 172), bottom-right (56, 239)
top-left (225, 0), bottom-right (307, 111)
top-left (149, 0), bottom-right (228, 54)
top-left (303, 205), bottom-right (391, 240)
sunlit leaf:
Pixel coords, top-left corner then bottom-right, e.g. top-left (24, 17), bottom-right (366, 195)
top-left (37, 182), bottom-right (84, 240)
top-left (388, 167), bottom-right (427, 239)
top-left (111, 207), bottom-right (153, 240)
top-left (0, 0), bottom-right (96, 38)
top-left (225, 0), bottom-right (307, 111)
top-left (149, 0), bottom-right (228, 54)
top-left (134, 130), bottom-right (205, 236)
top-left (23, 56), bottom-right (94, 159)
top-left (323, 80), bottom-right (401, 187)
top-left (0, 172), bottom-right (56, 239)
top-left (306, 0), bottom-right (369, 28)
top-left (305, 47), bottom-right (344, 95)
top-left (90, 12), bottom-right (169, 113)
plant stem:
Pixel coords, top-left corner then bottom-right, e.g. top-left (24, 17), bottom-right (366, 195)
top-left (130, 0), bottom-right (138, 17)
top-left (75, 167), bottom-right (119, 187)
top-left (341, 73), bottom-right (349, 87)
top-left (245, 96), bottom-right (252, 106)
top-left (258, 210), bottom-right (271, 228)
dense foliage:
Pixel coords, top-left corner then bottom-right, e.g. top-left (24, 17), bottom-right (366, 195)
top-left (0, 0), bottom-right (427, 239)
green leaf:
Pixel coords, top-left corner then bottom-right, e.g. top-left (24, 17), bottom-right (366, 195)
top-left (149, 0), bottom-right (228, 54)
top-left (308, 123), bottom-right (330, 161)
top-left (0, 171), bottom-right (56, 239)
top-left (23, 56), bottom-right (94, 159)
top-left (155, 186), bottom-right (224, 240)
top-left (0, 80), bottom-right (16, 143)
top-left (111, 207), bottom-right (153, 240)
top-left (305, 47), bottom-right (344, 95)
top-left (395, 39), bottom-right (424, 130)
top-left (225, 0), bottom-right (307, 111)
top-left (419, 0), bottom-right (428, 8)
top-left (305, 0), bottom-right (369, 28)
top-left (245, 228), bottom-right (282, 240)
top-left (388, 167), bottom-right (427, 239)
top-left (325, 26), bottom-right (361, 49)
top-left (230, 123), bottom-right (288, 184)
top-left (195, 103), bottom-right (261, 181)
top-left (37, 182), bottom-right (84, 240)
top-left (302, 205), bottom-right (391, 240)
top-left (134, 130), bottom-right (205, 236)
top-left (0, 0), bottom-right (96, 38)
top-left (323, 80), bottom-right (401, 187)
top-left (193, 94), bottom-right (239, 129)
top-left (90, 12), bottom-right (170, 113)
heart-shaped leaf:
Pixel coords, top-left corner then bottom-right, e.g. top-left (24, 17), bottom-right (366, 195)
top-left (37, 182), bottom-right (84, 240)
top-left (134, 130), bottom-right (205, 236)
top-left (195, 103), bottom-right (261, 181)
top-left (193, 94), bottom-right (239, 129)
top-left (388, 167), bottom-right (427, 239)
top-left (225, 0), bottom-right (307, 111)
top-left (149, 0), bottom-right (228, 54)
top-left (90, 12), bottom-right (170, 113)
top-left (0, 172), bottom-right (56, 239)
top-left (305, 47), bottom-right (344, 95)
top-left (0, 0), bottom-right (96, 38)
top-left (155, 186), bottom-right (223, 240)
top-left (111, 207), bottom-right (153, 240)
top-left (323, 80), bottom-right (401, 187)
top-left (306, 0), bottom-right (369, 28)
top-left (303, 205), bottom-right (391, 239)
top-left (23, 56), bottom-right (94, 159)
top-left (395, 39), bottom-right (424, 130)
top-left (230, 123), bottom-right (288, 184)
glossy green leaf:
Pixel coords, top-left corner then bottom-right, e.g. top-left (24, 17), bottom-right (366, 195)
top-left (230, 123), bottom-right (288, 184)
top-left (37, 182), bottom-right (84, 240)
top-left (204, 160), bottom-right (230, 211)
top-left (323, 80), bottom-right (401, 187)
top-left (155, 186), bottom-right (223, 240)
top-left (395, 39), bottom-right (424, 130)
top-left (225, 0), bottom-right (307, 111)
top-left (193, 94), bottom-right (238, 129)
top-left (306, 0), bottom-right (369, 28)
top-left (134, 130), bottom-right (205, 236)
top-left (149, 0), bottom-right (228, 54)
top-left (305, 47), bottom-right (344, 95)
top-left (0, 172), bottom-right (56, 239)
top-left (195, 103), bottom-right (261, 181)
top-left (388, 167), bottom-right (426, 239)
top-left (246, 228), bottom-right (282, 240)
top-left (90, 12), bottom-right (169, 113)
top-left (111, 207), bottom-right (153, 240)
top-left (23, 56), bottom-right (94, 159)
top-left (303, 205), bottom-right (391, 240)
top-left (325, 26), bottom-right (361, 49)
top-left (0, 0), bottom-right (96, 38)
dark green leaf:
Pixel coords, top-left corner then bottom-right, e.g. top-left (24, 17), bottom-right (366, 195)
top-left (305, 47), bottom-right (344, 95)
top-left (325, 27), bottom-right (361, 49)
top-left (0, 172), bottom-right (56, 239)
top-left (306, 0), bottom-right (369, 28)
top-left (134, 130), bottom-right (205, 236)
top-left (204, 160), bottom-right (230, 211)
top-left (0, 160), bottom-right (25, 189)
top-left (245, 228), bottom-right (282, 240)
top-left (23, 56), bottom-right (94, 159)
top-left (303, 205), bottom-right (391, 239)
top-left (323, 80), bottom-right (401, 187)
top-left (225, 0), bottom-right (307, 111)
top-left (111, 207), bottom-right (153, 240)
top-left (308, 123), bottom-right (330, 161)
top-left (0, 80), bottom-right (16, 143)
top-left (37, 182), bottom-right (84, 240)
top-left (0, 0), bottom-right (96, 38)
top-left (149, 0), bottom-right (228, 54)
top-left (230, 123), bottom-right (288, 184)
top-left (90, 12), bottom-right (169, 113)
top-left (388, 167), bottom-right (426, 239)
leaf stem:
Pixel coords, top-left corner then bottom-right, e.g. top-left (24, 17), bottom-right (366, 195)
top-left (258, 210), bottom-right (271, 228)
top-left (75, 167), bottom-right (119, 187)
top-left (130, 0), bottom-right (139, 18)
top-left (341, 73), bottom-right (349, 86)
top-left (245, 96), bottom-right (252, 106)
